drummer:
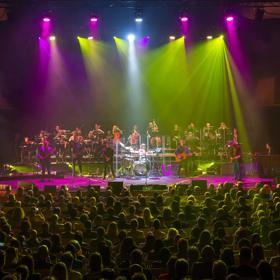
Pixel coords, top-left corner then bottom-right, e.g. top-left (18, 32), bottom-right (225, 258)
top-left (139, 144), bottom-right (147, 160)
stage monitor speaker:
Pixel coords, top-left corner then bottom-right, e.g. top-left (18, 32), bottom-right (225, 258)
top-left (192, 180), bottom-right (207, 192)
top-left (108, 181), bottom-right (123, 196)
top-left (17, 181), bottom-right (34, 190)
top-left (130, 185), bottom-right (145, 192)
top-left (130, 184), bottom-right (167, 192)
top-left (44, 185), bottom-right (57, 193)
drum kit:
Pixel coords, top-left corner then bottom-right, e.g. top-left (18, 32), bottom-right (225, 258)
top-left (117, 143), bottom-right (158, 177)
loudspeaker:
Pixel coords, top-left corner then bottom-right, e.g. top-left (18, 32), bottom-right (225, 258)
top-left (108, 181), bottom-right (123, 195)
top-left (17, 181), bottom-right (34, 190)
top-left (44, 185), bottom-right (57, 193)
top-left (191, 180), bottom-right (207, 192)
top-left (130, 184), bottom-right (167, 192)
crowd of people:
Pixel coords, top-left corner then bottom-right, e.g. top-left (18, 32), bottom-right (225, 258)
top-left (0, 181), bottom-right (280, 280)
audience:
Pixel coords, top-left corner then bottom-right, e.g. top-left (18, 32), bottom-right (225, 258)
top-left (0, 182), bottom-right (279, 279)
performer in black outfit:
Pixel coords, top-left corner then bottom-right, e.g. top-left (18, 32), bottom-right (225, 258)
top-left (70, 134), bottom-right (84, 176)
top-left (103, 141), bottom-right (115, 179)
top-left (38, 139), bottom-right (54, 181)
top-left (175, 139), bottom-right (193, 177)
top-left (229, 140), bottom-right (242, 181)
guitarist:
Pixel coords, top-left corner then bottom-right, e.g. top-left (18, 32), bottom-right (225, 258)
top-left (70, 133), bottom-right (84, 176)
top-left (38, 139), bottom-right (54, 181)
top-left (175, 139), bottom-right (192, 177)
top-left (103, 141), bottom-right (115, 179)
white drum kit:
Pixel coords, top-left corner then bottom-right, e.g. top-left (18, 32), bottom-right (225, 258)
top-left (118, 143), bottom-right (156, 177)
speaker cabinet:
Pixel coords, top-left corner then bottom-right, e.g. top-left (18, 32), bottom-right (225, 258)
top-left (44, 185), bottom-right (57, 193)
top-left (108, 181), bottom-right (123, 195)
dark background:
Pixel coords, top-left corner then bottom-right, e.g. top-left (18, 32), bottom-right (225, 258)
top-left (0, 2), bottom-right (279, 161)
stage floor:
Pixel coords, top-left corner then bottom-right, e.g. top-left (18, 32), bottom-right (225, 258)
top-left (0, 174), bottom-right (274, 191)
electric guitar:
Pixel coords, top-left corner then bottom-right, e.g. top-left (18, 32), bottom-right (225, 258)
top-left (175, 152), bottom-right (192, 163)
top-left (38, 147), bottom-right (55, 161)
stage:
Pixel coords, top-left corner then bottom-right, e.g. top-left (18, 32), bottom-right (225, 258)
top-left (0, 174), bottom-right (274, 192)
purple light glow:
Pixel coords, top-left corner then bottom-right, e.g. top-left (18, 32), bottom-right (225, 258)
top-left (90, 17), bottom-right (98, 22)
top-left (180, 16), bottom-right (188, 22)
top-left (43, 17), bottom-right (51, 22)
top-left (226, 16), bottom-right (234, 22)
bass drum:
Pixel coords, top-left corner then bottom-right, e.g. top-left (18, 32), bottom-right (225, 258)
top-left (133, 160), bottom-right (150, 176)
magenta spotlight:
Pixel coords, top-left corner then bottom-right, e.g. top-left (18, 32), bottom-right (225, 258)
top-left (226, 16), bottom-right (234, 22)
top-left (180, 16), bottom-right (188, 22)
top-left (90, 16), bottom-right (98, 22)
top-left (43, 17), bottom-right (51, 22)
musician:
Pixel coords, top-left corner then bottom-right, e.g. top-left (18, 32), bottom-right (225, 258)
top-left (105, 130), bottom-right (113, 143)
top-left (103, 141), bottom-right (115, 179)
top-left (53, 126), bottom-right (67, 162)
top-left (172, 124), bottom-right (181, 148)
top-left (186, 122), bottom-right (198, 135)
top-left (21, 136), bottom-right (34, 162)
top-left (112, 125), bottom-right (122, 145)
top-left (216, 122), bottom-right (231, 144)
top-left (38, 139), bottom-right (54, 181)
top-left (175, 139), bottom-right (192, 177)
top-left (147, 120), bottom-right (160, 148)
top-left (229, 140), bottom-right (242, 181)
top-left (203, 122), bottom-right (215, 159)
top-left (93, 123), bottom-right (105, 141)
top-left (92, 124), bottom-right (105, 158)
top-left (265, 142), bottom-right (272, 156)
top-left (129, 125), bottom-right (140, 148)
top-left (70, 134), bottom-right (84, 176)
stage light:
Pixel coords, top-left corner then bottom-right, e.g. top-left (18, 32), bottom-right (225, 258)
top-left (127, 34), bottom-right (135, 42)
top-left (49, 36), bottom-right (56, 41)
top-left (169, 36), bottom-right (176, 40)
top-left (90, 15), bottom-right (98, 22)
top-left (134, 8), bottom-right (143, 22)
top-left (43, 17), bottom-right (51, 22)
top-left (180, 16), bottom-right (188, 22)
top-left (88, 36), bottom-right (93, 40)
top-left (206, 35), bottom-right (213, 40)
top-left (226, 16), bottom-right (234, 22)
top-left (179, 8), bottom-right (189, 22)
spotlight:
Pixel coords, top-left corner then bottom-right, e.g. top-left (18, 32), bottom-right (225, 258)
top-left (179, 9), bottom-right (189, 22)
top-left (49, 36), bottom-right (56, 41)
top-left (134, 8), bottom-right (143, 22)
top-left (43, 17), bottom-right (51, 22)
top-left (226, 16), bottom-right (234, 22)
top-left (180, 16), bottom-right (188, 22)
top-left (127, 34), bottom-right (135, 42)
top-left (88, 36), bottom-right (93, 40)
top-left (90, 15), bottom-right (98, 22)
top-left (219, 34), bottom-right (224, 39)
top-left (169, 35), bottom-right (176, 40)
top-left (206, 35), bottom-right (213, 40)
